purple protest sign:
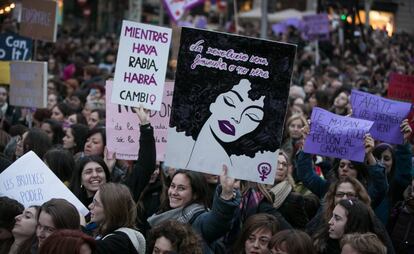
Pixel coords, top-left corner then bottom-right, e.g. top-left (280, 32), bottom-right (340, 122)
top-left (106, 80), bottom-right (174, 161)
top-left (304, 107), bottom-right (374, 162)
top-left (302, 13), bottom-right (330, 41)
top-left (162, 0), bottom-right (205, 23)
top-left (351, 89), bottom-right (411, 144)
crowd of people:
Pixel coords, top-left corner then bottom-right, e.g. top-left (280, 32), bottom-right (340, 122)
top-left (0, 14), bottom-right (414, 254)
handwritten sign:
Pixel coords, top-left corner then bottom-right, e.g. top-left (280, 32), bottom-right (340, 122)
top-left (302, 13), bottom-right (330, 41)
top-left (0, 32), bottom-right (32, 61)
top-left (0, 61), bottom-right (10, 84)
top-left (165, 27), bottom-right (296, 184)
top-left (0, 151), bottom-right (88, 216)
top-left (162, 0), bottom-right (205, 22)
top-left (351, 89), bottom-right (411, 144)
top-left (304, 107), bottom-right (374, 162)
top-left (106, 80), bottom-right (174, 161)
top-left (111, 21), bottom-right (172, 111)
top-left (20, 0), bottom-right (58, 42)
top-left (10, 61), bottom-right (47, 108)
top-left (388, 72), bottom-right (414, 102)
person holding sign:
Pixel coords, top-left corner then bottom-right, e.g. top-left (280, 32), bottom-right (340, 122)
top-left (372, 119), bottom-right (413, 225)
top-left (296, 122), bottom-right (388, 209)
top-left (147, 166), bottom-right (240, 253)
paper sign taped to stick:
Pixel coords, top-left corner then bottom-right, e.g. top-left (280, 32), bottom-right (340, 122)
top-left (387, 72), bottom-right (414, 102)
top-left (0, 151), bottom-right (88, 216)
top-left (351, 89), bottom-right (411, 144)
top-left (304, 107), bottom-right (374, 162)
top-left (20, 0), bottom-right (58, 42)
top-left (165, 27), bottom-right (296, 184)
top-left (111, 20), bottom-right (172, 111)
top-left (10, 61), bottom-right (47, 108)
top-left (106, 80), bottom-right (174, 161)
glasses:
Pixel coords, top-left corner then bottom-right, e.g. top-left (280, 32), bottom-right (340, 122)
top-left (335, 192), bottom-right (357, 199)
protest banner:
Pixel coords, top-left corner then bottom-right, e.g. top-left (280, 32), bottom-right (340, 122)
top-left (387, 72), bottom-right (414, 102)
top-left (111, 20), bottom-right (172, 111)
top-left (20, 0), bottom-right (58, 42)
top-left (0, 32), bottom-right (32, 61)
top-left (106, 80), bottom-right (174, 161)
top-left (162, 0), bottom-right (205, 22)
top-left (10, 61), bottom-right (47, 108)
top-left (351, 89), bottom-right (411, 144)
top-left (165, 27), bottom-right (296, 184)
top-left (0, 61), bottom-right (10, 84)
top-left (304, 107), bottom-right (374, 162)
top-left (302, 13), bottom-right (330, 41)
top-left (0, 151), bottom-right (88, 216)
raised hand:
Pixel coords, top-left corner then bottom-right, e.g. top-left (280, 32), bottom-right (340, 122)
top-left (103, 146), bottom-right (116, 172)
top-left (133, 105), bottom-right (150, 125)
top-left (220, 165), bottom-right (236, 200)
top-left (364, 134), bottom-right (376, 165)
top-left (400, 119), bottom-right (412, 143)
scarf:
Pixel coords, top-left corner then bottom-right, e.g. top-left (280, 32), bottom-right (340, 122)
top-left (270, 180), bottom-right (292, 209)
top-left (147, 203), bottom-right (206, 227)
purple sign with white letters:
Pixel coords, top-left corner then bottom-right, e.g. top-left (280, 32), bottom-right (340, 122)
top-left (304, 107), bottom-right (374, 162)
top-left (351, 89), bottom-right (411, 144)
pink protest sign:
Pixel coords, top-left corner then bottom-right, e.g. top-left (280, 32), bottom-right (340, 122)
top-left (106, 80), bottom-right (174, 161)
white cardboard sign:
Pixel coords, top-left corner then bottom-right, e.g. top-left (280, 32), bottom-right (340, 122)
top-left (0, 151), bottom-right (88, 216)
top-left (111, 20), bottom-right (172, 111)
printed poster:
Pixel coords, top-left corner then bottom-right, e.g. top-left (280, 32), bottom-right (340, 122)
top-left (111, 20), bottom-right (172, 111)
top-left (0, 151), bottom-right (88, 216)
top-left (165, 27), bottom-right (296, 184)
top-left (0, 32), bottom-right (32, 61)
top-left (106, 80), bottom-right (174, 161)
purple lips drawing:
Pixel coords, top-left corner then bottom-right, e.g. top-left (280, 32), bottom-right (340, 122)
top-left (218, 120), bottom-right (235, 136)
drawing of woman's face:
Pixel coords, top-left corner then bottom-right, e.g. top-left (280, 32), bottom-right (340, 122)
top-left (209, 79), bottom-right (265, 143)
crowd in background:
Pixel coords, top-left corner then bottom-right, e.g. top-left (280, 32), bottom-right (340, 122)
top-left (0, 15), bottom-right (414, 254)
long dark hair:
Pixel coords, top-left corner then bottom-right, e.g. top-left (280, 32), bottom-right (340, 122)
top-left (42, 119), bottom-right (65, 145)
top-left (69, 156), bottom-right (110, 205)
top-left (23, 128), bottom-right (52, 159)
top-left (38, 199), bottom-right (80, 231)
top-left (157, 170), bottom-right (210, 214)
top-left (68, 124), bottom-right (89, 154)
top-left (44, 149), bottom-right (75, 183)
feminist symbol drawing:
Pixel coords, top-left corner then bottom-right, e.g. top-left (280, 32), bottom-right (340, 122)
top-left (257, 162), bottom-right (272, 181)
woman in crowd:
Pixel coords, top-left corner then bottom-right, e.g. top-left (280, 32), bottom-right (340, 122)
top-left (36, 199), bottom-right (80, 248)
top-left (8, 206), bottom-right (39, 254)
top-left (63, 123), bottom-right (89, 156)
top-left (38, 229), bottom-right (96, 254)
top-left (232, 213), bottom-right (279, 254)
top-left (15, 128), bottom-right (52, 160)
top-left (89, 183), bottom-right (146, 254)
top-left (146, 220), bottom-right (202, 254)
top-left (340, 233), bottom-right (387, 254)
top-left (270, 150), bottom-right (308, 229)
top-left (44, 148), bottom-right (75, 185)
top-left (69, 155), bottom-right (111, 207)
top-left (373, 119), bottom-right (413, 224)
top-left (281, 114), bottom-right (308, 160)
top-left (329, 87), bottom-right (351, 116)
top-left (67, 112), bottom-right (87, 126)
top-left (41, 119), bottom-right (65, 146)
top-left (147, 166), bottom-right (240, 254)
top-left (87, 109), bottom-right (105, 129)
top-left (83, 127), bottom-right (106, 157)
top-left (269, 229), bottom-right (315, 254)
top-left (51, 103), bottom-right (73, 123)
top-left (296, 130), bottom-right (388, 208)
top-left (0, 197), bottom-right (24, 253)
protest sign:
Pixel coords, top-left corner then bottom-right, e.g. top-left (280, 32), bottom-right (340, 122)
top-left (165, 27), bottom-right (296, 184)
top-left (162, 0), bottom-right (205, 22)
top-left (106, 80), bottom-right (174, 161)
top-left (0, 61), bottom-right (10, 84)
top-left (302, 13), bottom-right (330, 41)
top-left (0, 151), bottom-right (88, 216)
top-left (351, 89), bottom-right (411, 144)
top-left (304, 107), bottom-right (374, 162)
top-left (111, 21), bottom-right (172, 111)
top-left (10, 61), bottom-right (47, 108)
top-left (0, 32), bottom-right (32, 61)
top-left (388, 72), bottom-right (414, 102)
top-left (20, 0), bottom-right (58, 42)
